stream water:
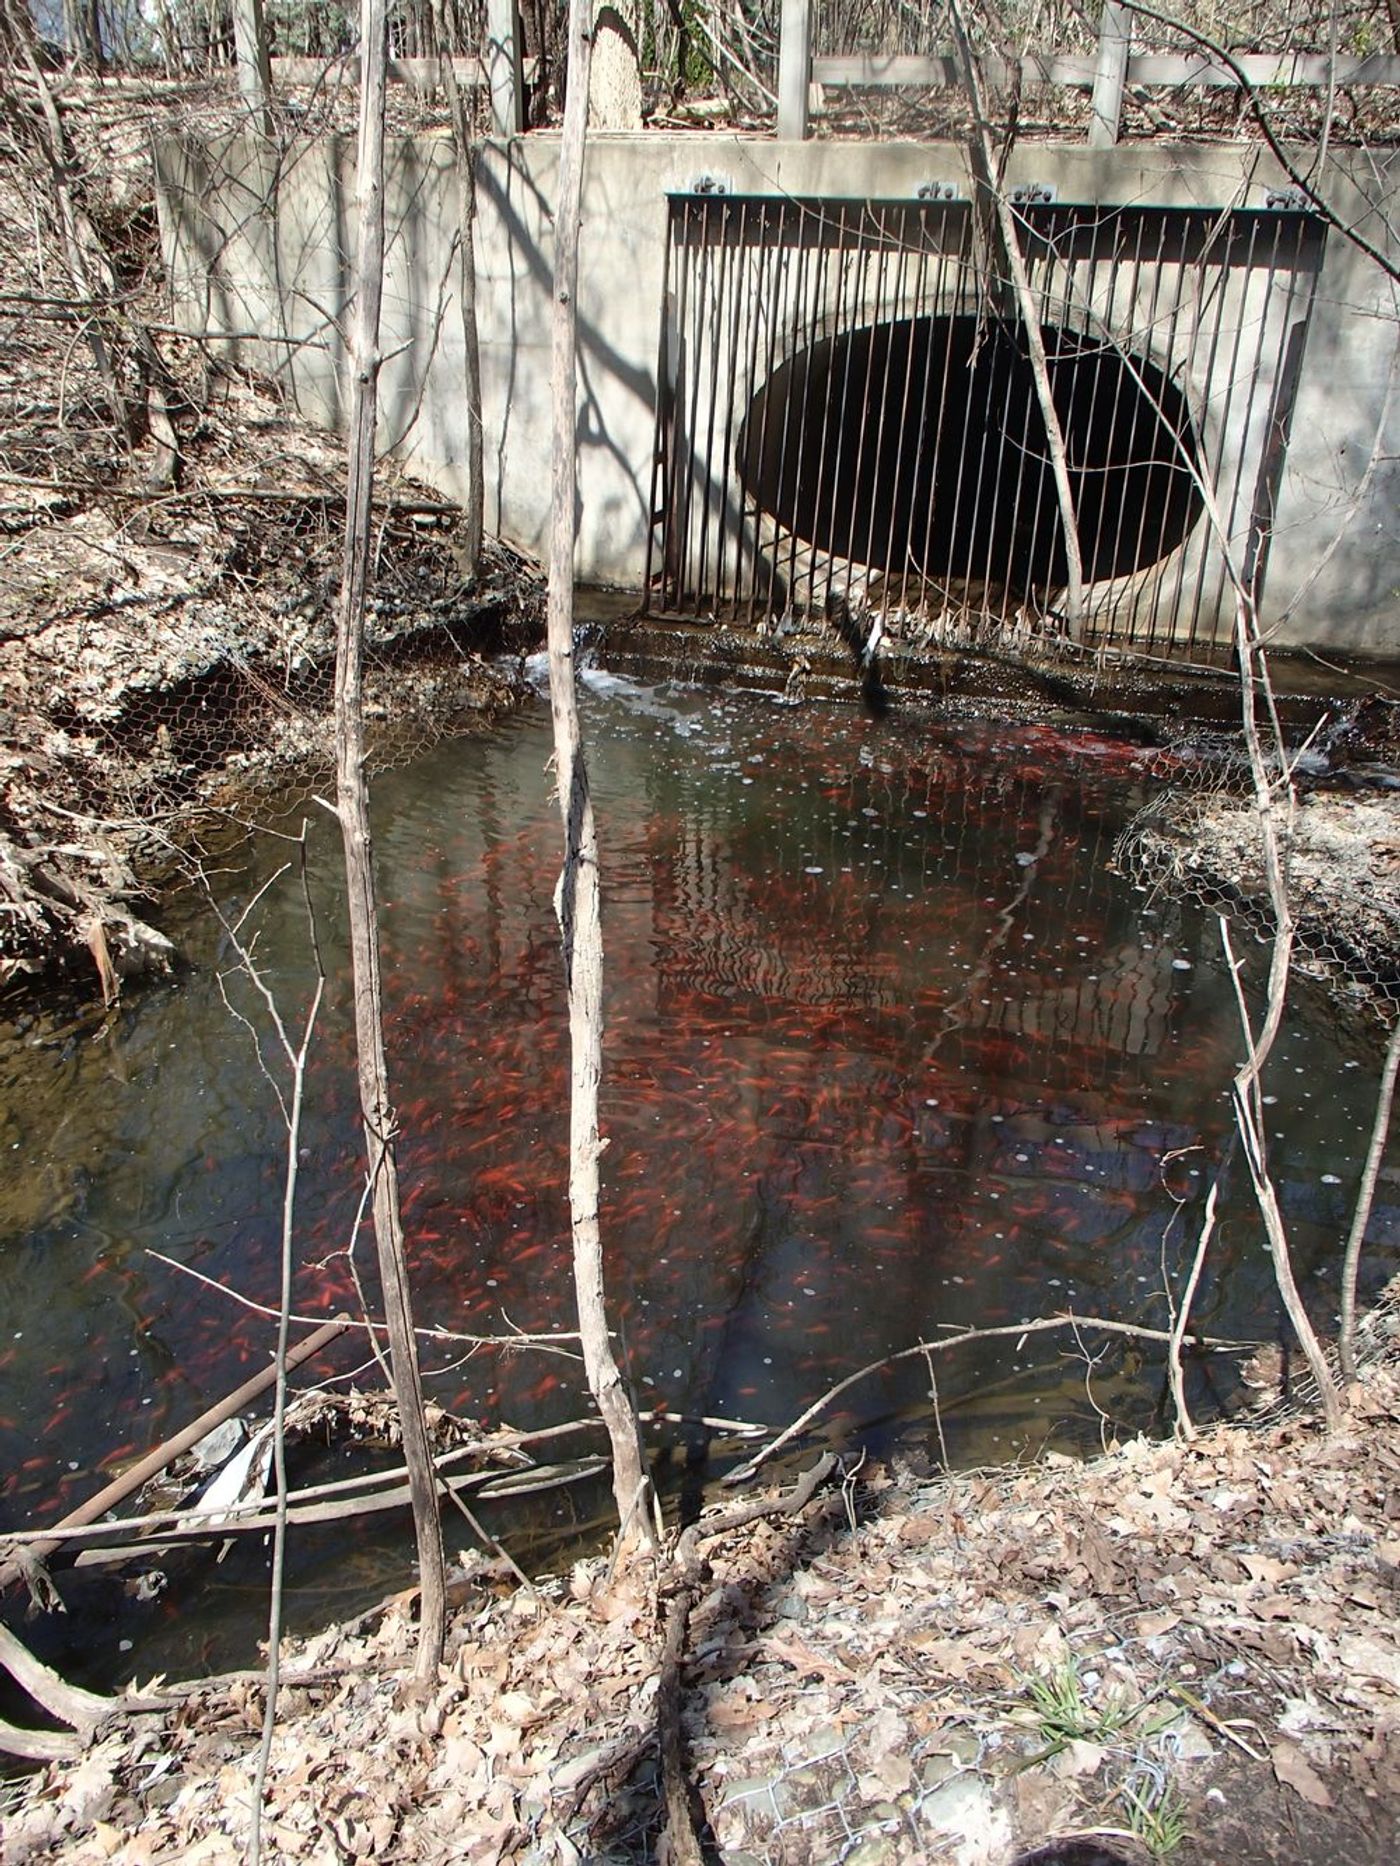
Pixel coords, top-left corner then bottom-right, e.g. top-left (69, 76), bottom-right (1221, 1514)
top-left (2, 673), bottom-right (1395, 1683)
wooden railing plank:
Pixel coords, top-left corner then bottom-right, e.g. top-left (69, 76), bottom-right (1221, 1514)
top-left (808, 47), bottom-right (1400, 91)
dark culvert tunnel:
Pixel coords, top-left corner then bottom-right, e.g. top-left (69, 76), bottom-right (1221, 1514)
top-left (735, 314), bottom-right (1204, 604)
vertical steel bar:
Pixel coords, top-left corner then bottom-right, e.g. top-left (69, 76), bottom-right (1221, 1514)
top-left (1065, 215), bottom-right (1119, 642)
top-left (1182, 211), bottom-right (1252, 652)
top-left (1136, 212), bottom-right (1195, 654)
top-left (844, 207), bottom-right (903, 619)
top-left (674, 198), bottom-right (710, 608)
top-left (778, 203), bottom-right (817, 616)
top-left (1157, 210), bottom-right (1231, 656)
top-left (899, 206), bottom-right (959, 618)
top-left (733, 201), bottom-right (770, 619)
top-left (914, 208), bottom-right (975, 618)
top-left (1094, 206), bottom-right (1150, 645)
top-left (1108, 210), bottom-right (1172, 646)
top-left (813, 207), bottom-right (867, 621)
top-left (642, 202), bottom-right (675, 613)
top-left (980, 203), bottom-right (1046, 626)
top-left (747, 202), bottom-right (790, 627)
top-left (806, 205), bottom-right (859, 621)
top-left (763, 200), bottom-right (811, 622)
top-left (667, 200), bottom-right (698, 610)
top-left (874, 207), bottom-right (927, 622)
top-left (694, 197), bottom-right (732, 609)
top-left (711, 199), bottom-right (749, 610)
top-left (1157, 211), bottom-right (1219, 652)
top-left (1214, 213), bottom-right (1290, 638)
top-left (1242, 217), bottom-right (1321, 620)
top-left (939, 216), bottom-right (1005, 624)
top-left (1204, 217), bottom-right (1266, 652)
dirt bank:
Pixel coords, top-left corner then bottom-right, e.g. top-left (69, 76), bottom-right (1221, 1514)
top-left (0, 366), bottom-right (542, 1000)
top-left (1125, 769), bottom-right (1400, 1033)
top-left (5, 1293), bottom-right (1398, 1865)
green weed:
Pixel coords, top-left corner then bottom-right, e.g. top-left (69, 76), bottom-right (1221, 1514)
top-left (1025, 1658), bottom-right (1135, 1746)
top-left (1121, 1775), bottom-right (1187, 1860)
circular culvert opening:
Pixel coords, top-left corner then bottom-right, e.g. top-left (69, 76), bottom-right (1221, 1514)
top-left (735, 314), bottom-right (1203, 598)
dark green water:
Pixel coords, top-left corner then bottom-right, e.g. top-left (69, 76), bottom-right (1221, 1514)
top-left (1, 675), bottom-right (1393, 1680)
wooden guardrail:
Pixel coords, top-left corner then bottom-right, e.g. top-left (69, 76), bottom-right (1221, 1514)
top-left (230, 0), bottom-right (1400, 146)
top-left (776, 0), bottom-right (1400, 140)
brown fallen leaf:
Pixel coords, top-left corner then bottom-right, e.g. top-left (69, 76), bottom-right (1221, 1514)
top-left (1272, 1738), bottom-right (1334, 1807)
top-left (1135, 1610), bottom-right (1180, 1638)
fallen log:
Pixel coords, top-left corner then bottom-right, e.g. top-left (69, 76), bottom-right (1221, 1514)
top-left (67, 1457), bottom-right (611, 1569)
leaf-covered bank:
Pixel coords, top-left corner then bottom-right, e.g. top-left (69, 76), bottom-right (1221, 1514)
top-left (6, 1295), bottom-right (1399, 1866)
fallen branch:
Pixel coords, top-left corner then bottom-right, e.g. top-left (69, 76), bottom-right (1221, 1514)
top-left (0, 1623), bottom-right (111, 1739)
top-left (659, 1455), bottom-right (837, 1863)
top-left (0, 1412), bottom-right (761, 1558)
top-left (723, 1316), bottom-right (1251, 1486)
top-left (0, 1715), bottom-right (85, 1763)
top-left (65, 1457), bottom-right (610, 1568)
top-left (0, 1318), bottom-right (348, 1594)
top-left (148, 1250), bottom-right (585, 1356)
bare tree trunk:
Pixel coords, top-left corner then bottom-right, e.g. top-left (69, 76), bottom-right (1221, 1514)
top-left (949, 0), bottom-right (1085, 637)
top-left (546, 0), bottom-right (653, 1563)
top-left (588, 0), bottom-right (643, 126)
top-left (334, 0), bottom-right (447, 1680)
top-left (430, 0), bottom-right (484, 573)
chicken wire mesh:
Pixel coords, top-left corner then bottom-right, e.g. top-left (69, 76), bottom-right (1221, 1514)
top-left (1112, 723), bottom-right (1400, 1035)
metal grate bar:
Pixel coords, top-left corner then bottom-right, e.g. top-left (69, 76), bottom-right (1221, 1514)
top-left (644, 195), bottom-right (1325, 662)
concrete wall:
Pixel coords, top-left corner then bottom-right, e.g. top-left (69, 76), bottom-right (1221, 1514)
top-left (155, 130), bottom-right (1400, 653)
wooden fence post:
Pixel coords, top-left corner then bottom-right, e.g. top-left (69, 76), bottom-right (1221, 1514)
top-left (1089, 0), bottom-right (1131, 146)
top-left (486, 0), bottom-right (525, 135)
top-left (777, 0), bottom-right (812, 140)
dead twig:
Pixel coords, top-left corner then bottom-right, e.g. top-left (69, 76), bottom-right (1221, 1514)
top-left (724, 1317), bottom-right (1251, 1486)
top-left (1339, 1011), bottom-right (1400, 1380)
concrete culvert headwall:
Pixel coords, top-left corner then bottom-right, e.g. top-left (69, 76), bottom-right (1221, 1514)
top-left (734, 314), bottom-right (1205, 598)
top-left (154, 136), bottom-right (1400, 660)
top-left (646, 190), bottom-right (1332, 658)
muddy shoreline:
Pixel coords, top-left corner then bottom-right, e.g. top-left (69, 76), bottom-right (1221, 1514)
top-left (0, 373), bottom-right (544, 1002)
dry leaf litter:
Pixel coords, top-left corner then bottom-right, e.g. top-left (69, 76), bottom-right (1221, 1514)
top-left (6, 1295), bottom-right (1399, 1866)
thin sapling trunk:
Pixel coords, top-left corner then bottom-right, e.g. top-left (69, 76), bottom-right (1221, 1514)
top-left (544, 0), bottom-right (653, 1563)
top-left (333, 0), bottom-right (447, 1678)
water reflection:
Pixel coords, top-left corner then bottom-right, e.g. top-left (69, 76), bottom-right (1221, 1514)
top-left (0, 680), bottom-right (1394, 1668)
